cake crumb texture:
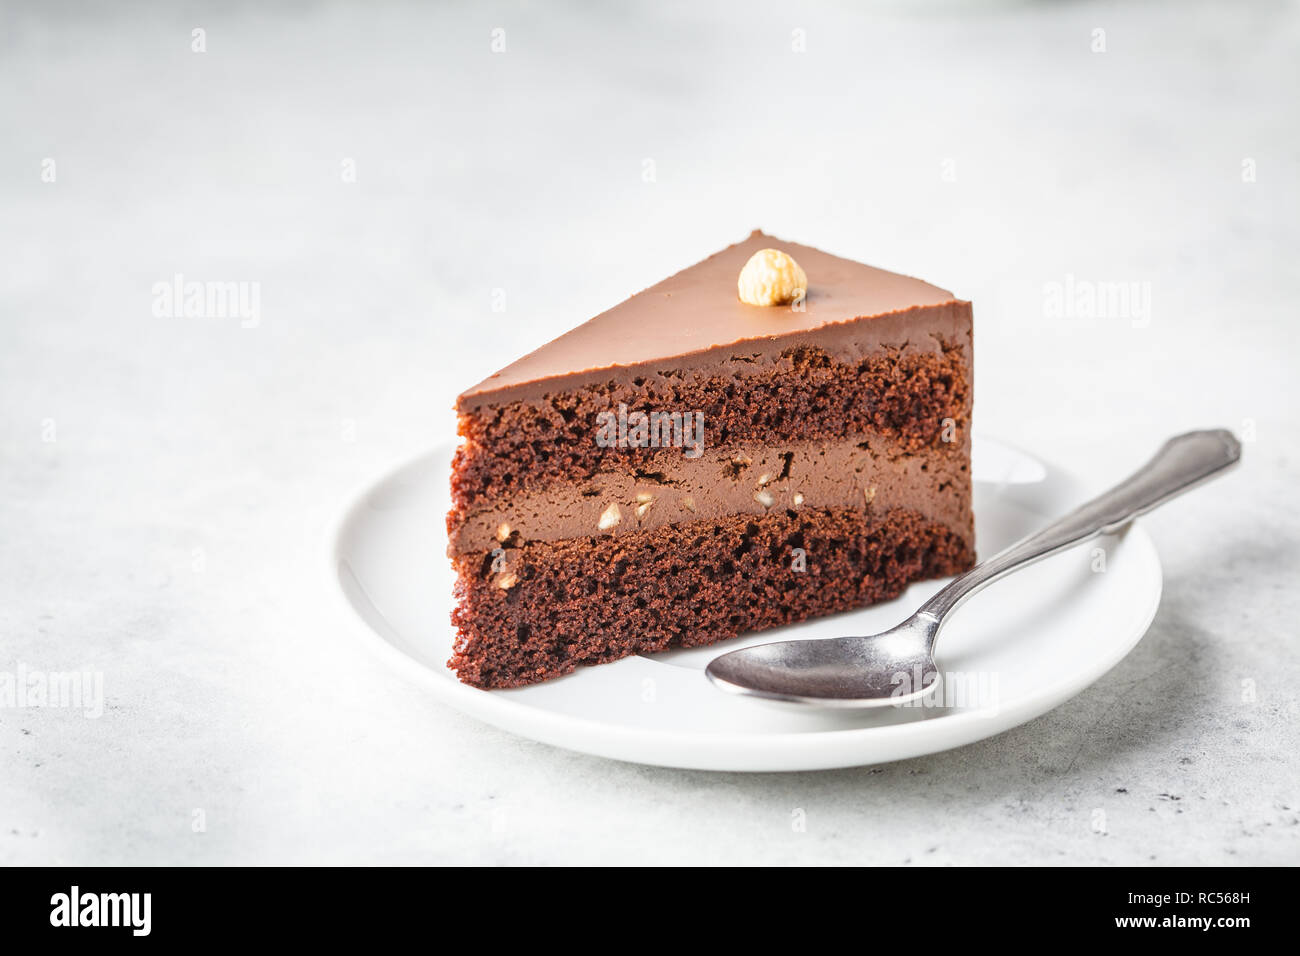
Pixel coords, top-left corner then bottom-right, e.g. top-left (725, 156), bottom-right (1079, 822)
top-left (452, 343), bottom-right (970, 511)
top-left (449, 506), bottom-right (974, 689)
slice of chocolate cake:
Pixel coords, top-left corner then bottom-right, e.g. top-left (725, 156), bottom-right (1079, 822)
top-left (447, 230), bottom-right (975, 689)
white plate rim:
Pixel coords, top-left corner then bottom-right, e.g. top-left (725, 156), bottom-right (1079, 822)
top-left (327, 436), bottom-right (1163, 772)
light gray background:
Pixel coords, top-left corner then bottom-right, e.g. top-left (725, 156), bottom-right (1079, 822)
top-left (2, 0), bottom-right (1296, 864)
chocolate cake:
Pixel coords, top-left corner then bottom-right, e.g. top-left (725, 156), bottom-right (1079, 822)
top-left (447, 230), bottom-right (975, 689)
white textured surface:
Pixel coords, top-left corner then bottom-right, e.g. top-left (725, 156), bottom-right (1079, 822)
top-left (2, 0), bottom-right (1297, 865)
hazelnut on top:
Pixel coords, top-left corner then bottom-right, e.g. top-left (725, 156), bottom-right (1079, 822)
top-left (737, 248), bottom-right (807, 307)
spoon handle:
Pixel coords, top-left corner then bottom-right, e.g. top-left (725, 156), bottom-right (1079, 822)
top-left (918, 429), bottom-right (1241, 624)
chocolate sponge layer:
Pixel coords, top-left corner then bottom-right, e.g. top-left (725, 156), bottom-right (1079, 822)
top-left (451, 343), bottom-right (970, 513)
top-left (448, 506), bottom-right (975, 689)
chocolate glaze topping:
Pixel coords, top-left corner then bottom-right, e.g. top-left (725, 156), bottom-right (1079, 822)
top-left (457, 230), bottom-right (968, 412)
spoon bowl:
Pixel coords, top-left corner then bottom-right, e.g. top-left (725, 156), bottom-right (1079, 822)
top-left (707, 619), bottom-right (940, 707)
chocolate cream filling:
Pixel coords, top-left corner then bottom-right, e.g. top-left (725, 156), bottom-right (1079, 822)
top-left (447, 434), bottom-right (971, 556)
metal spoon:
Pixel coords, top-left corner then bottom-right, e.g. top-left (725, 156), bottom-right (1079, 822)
top-left (705, 429), bottom-right (1241, 708)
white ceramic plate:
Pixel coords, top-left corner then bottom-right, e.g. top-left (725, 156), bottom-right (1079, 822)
top-left (331, 437), bottom-right (1162, 772)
